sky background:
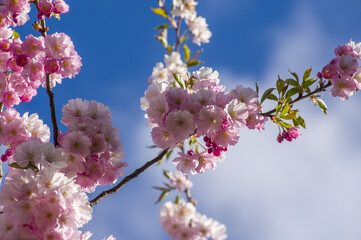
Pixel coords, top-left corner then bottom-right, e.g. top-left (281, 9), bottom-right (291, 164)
top-left (6, 0), bottom-right (361, 239)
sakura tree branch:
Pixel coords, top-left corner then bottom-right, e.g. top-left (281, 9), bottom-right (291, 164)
top-left (175, 17), bottom-right (182, 52)
top-left (90, 148), bottom-right (169, 207)
top-left (33, 0), bottom-right (59, 146)
top-left (260, 81), bottom-right (332, 117)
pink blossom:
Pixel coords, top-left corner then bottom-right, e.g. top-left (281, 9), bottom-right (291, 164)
top-left (288, 127), bottom-right (300, 139)
top-left (230, 84), bottom-right (258, 105)
top-left (53, 0), bottom-right (70, 14)
top-left (38, 0), bottom-right (53, 17)
top-left (330, 76), bottom-right (357, 100)
top-left (165, 110), bottom-right (196, 141)
top-left (60, 54), bottom-right (82, 78)
top-left (59, 131), bottom-right (92, 156)
top-left (44, 58), bottom-right (60, 73)
top-left (45, 33), bottom-right (75, 60)
top-left (214, 126), bottom-right (239, 148)
top-left (2, 91), bottom-right (20, 108)
top-left (170, 171), bottom-right (193, 192)
top-left (21, 34), bottom-right (45, 58)
top-left (197, 106), bottom-right (225, 135)
top-left (151, 126), bottom-right (178, 149)
top-left (322, 63), bottom-right (338, 79)
top-left (338, 54), bottom-right (358, 76)
top-left (173, 152), bottom-right (198, 175)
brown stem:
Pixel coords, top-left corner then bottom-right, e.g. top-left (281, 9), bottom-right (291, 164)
top-left (175, 17), bottom-right (182, 52)
top-left (90, 149), bottom-right (169, 207)
top-left (260, 81), bottom-right (332, 117)
top-left (33, 0), bottom-right (59, 146)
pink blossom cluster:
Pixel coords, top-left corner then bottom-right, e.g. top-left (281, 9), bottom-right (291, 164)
top-left (0, 167), bottom-right (92, 239)
top-left (148, 52), bottom-right (188, 84)
top-left (37, 0), bottom-right (69, 20)
top-left (0, 32), bottom-right (81, 108)
top-left (169, 170), bottom-right (193, 192)
top-left (159, 199), bottom-right (227, 240)
top-left (0, 108), bottom-right (50, 162)
top-left (319, 40), bottom-right (361, 100)
top-left (277, 126), bottom-right (300, 143)
top-left (59, 98), bottom-right (127, 193)
top-left (141, 67), bottom-right (266, 174)
top-left (1, 0), bottom-right (31, 29)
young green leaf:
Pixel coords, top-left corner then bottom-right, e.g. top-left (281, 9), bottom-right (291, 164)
top-left (276, 77), bottom-right (285, 94)
top-left (294, 114), bottom-right (306, 128)
top-left (155, 24), bottom-right (170, 30)
top-left (173, 73), bottom-right (185, 88)
top-left (285, 78), bottom-right (299, 87)
top-left (260, 88), bottom-right (275, 104)
top-left (155, 190), bottom-right (170, 203)
top-left (187, 59), bottom-right (202, 67)
top-left (317, 99), bottom-right (327, 115)
top-left (12, 30), bottom-right (20, 39)
top-left (151, 8), bottom-right (168, 18)
top-left (303, 78), bottom-right (317, 88)
top-left (279, 120), bottom-right (293, 129)
top-left (280, 110), bottom-right (298, 120)
top-left (288, 70), bottom-right (299, 83)
top-left (280, 103), bottom-right (290, 116)
top-left (184, 44), bottom-right (190, 62)
top-left (285, 87), bottom-right (300, 100)
top-left (163, 170), bottom-right (172, 179)
top-left (267, 93), bottom-right (278, 101)
top-left (302, 67), bottom-right (312, 82)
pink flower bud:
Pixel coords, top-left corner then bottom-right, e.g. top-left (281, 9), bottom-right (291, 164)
top-left (277, 134), bottom-right (284, 143)
top-left (53, 0), bottom-right (70, 14)
top-left (15, 54), bottom-right (28, 67)
top-left (288, 127), bottom-right (300, 139)
top-left (44, 58), bottom-right (60, 73)
top-left (282, 131), bottom-right (292, 142)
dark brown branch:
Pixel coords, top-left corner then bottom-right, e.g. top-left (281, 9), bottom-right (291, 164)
top-left (90, 148), bottom-right (169, 207)
top-left (260, 81), bottom-right (332, 117)
top-left (175, 17), bottom-right (182, 52)
top-left (34, 0), bottom-right (59, 146)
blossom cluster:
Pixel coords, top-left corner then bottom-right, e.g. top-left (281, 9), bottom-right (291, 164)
top-left (320, 40), bottom-right (361, 100)
top-left (37, 0), bottom-right (69, 20)
top-left (142, 66), bottom-right (266, 174)
top-left (168, 0), bottom-right (211, 45)
top-left (277, 126), bottom-right (300, 143)
top-left (169, 170), bottom-right (193, 192)
top-left (59, 98), bottom-right (127, 193)
top-left (0, 167), bottom-right (92, 239)
top-left (159, 199), bottom-right (227, 240)
top-left (0, 32), bottom-right (82, 108)
top-left (0, 108), bottom-right (50, 162)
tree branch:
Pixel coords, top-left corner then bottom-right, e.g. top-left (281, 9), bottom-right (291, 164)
top-left (90, 148), bottom-right (169, 207)
top-left (260, 81), bottom-right (332, 117)
top-left (34, 0), bottom-right (59, 146)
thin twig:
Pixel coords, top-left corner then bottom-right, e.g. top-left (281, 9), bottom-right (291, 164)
top-left (90, 148), bottom-right (169, 207)
top-left (260, 81), bottom-right (332, 117)
top-left (175, 17), bottom-right (182, 52)
top-left (34, 0), bottom-right (59, 146)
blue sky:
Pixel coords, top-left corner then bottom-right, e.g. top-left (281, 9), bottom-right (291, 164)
top-left (7, 0), bottom-right (361, 239)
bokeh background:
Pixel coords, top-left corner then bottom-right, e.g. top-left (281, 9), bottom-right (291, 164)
top-left (7, 0), bottom-right (361, 239)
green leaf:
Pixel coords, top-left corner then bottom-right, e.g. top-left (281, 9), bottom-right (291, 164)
top-left (292, 118), bottom-right (299, 127)
top-left (51, 12), bottom-right (61, 20)
top-left (280, 103), bottom-right (290, 116)
top-left (174, 194), bottom-right (180, 204)
top-left (276, 76), bottom-right (285, 94)
top-left (155, 24), bottom-right (170, 30)
top-left (275, 104), bottom-right (282, 114)
top-left (179, 35), bottom-right (185, 44)
top-left (12, 30), bottom-right (20, 39)
top-left (302, 67), bottom-right (312, 82)
top-left (151, 8), bottom-right (168, 18)
top-left (288, 70), bottom-right (299, 83)
top-left (285, 78), bottom-right (299, 87)
top-left (281, 84), bottom-right (289, 97)
top-left (255, 80), bottom-right (259, 96)
top-left (303, 78), bottom-right (317, 88)
top-left (317, 99), bottom-right (327, 115)
top-left (173, 73), bottom-right (185, 88)
top-left (279, 120), bottom-right (293, 129)
top-left (294, 114), bottom-right (306, 128)
top-left (285, 87), bottom-right (300, 100)
top-left (163, 170), bottom-right (172, 179)
top-left (155, 190), bottom-right (170, 203)
top-left (165, 149), bottom-right (173, 160)
top-left (184, 44), bottom-right (190, 62)
top-left (260, 88), bottom-right (275, 104)
top-left (280, 110), bottom-right (298, 120)
top-left (267, 93), bottom-right (278, 101)
top-left (155, 36), bottom-right (167, 47)
top-left (187, 60), bottom-right (202, 67)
